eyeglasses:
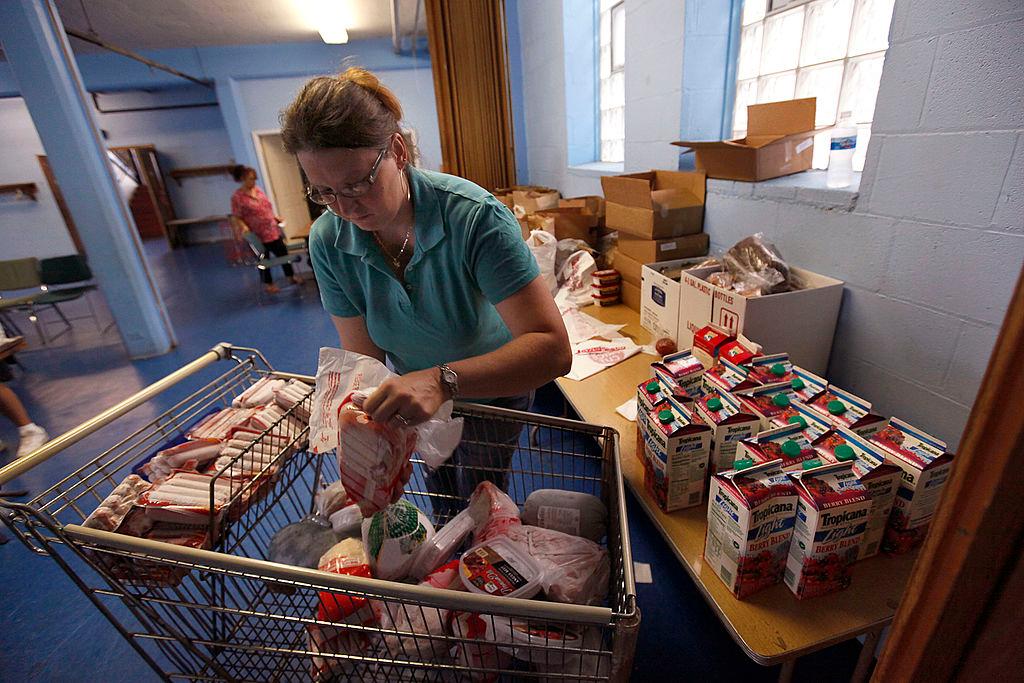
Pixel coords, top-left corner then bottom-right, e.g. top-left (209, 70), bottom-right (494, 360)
top-left (306, 146), bottom-right (388, 205)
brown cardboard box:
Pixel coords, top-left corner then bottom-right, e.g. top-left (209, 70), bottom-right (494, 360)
top-left (535, 207), bottom-right (598, 245)
top-left (621, 280), bottom-right (641, 312)
top-left (619, 232), bottom-right (709, 264)
top-left (493, 185), bottom-right (560, 212)
top-left (673, 98), bottom-right (818, 182)
top-left (612, 251), bottom-right (643, 286)
top-left (559, 195), bottom-right (605, 223)
top-left (517, 213), bottom-right (554, 241)
top-left (601, 170), bottom-right (706, 239)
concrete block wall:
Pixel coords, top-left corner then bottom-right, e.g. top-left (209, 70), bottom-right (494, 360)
top-left (704, 0), bottom-right (1024, 447)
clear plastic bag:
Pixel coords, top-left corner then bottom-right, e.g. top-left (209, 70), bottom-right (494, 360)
top-left (720, 233), bottom-right (800, 296)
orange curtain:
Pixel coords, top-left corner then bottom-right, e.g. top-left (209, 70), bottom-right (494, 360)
top-left (425, 0), bottom-right (516, 190)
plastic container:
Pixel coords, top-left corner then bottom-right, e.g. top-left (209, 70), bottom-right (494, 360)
top-left (410, 506), bottom-right (476, 579)
top-left (459, 537), bottom-right (543, 599)
top-left (827, 111), bottom-right (857, 188)
top-left (490, 618), bottom-right (587, 663)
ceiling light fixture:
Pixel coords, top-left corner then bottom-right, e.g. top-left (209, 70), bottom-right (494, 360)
top-left (308, 0), bottom-right (350, 44)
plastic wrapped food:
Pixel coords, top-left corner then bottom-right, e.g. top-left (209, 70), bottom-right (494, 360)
top-left (315, 480), bottom-right (352, 519)
top-left (316, 538), bottom-right (374, 623)
top-left (459, 536), bottom-right (544, 599)
top-left (721, 233), bottom-right (800, 296)
top-left (268, 487), bottom-right (342, 570)
top-left (505, 525), bottom-right (610, 605)
top-left (143, 440), bottom-right (223, 482)
top-left (135, 471), bottom-right (236, 527)
top-left (337, 402), bottom-right (417, 515)
top-left (466, 480), bottom-right (522, 544)
top-left (375, 559), bottom-right (463, 661)
top-left (447, 610), bottom-right (513, 682)
top-left (232, 376), bottom-right (287, 408)
top-left (83, 474), bottom-right (151, 531)
top-left (522, 490), bottom-right (608, 542)
top-left (328, 504), bottom-right (363, 537)
top-left (409, 505), bottom-right (476, 580)
top-left (361, 500), bottom-right (435, 581)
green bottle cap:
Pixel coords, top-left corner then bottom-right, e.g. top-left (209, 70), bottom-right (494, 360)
top-left (827, 399), bottom-right (847, 415)
top-left (658, 409), bottom-right (674, 425)
top-left (646, 381), bottom-right (660, 393)
top-left (770, 363), bottom-right (786, 376)
top-left (781, 439), bottom-right (802, 457)
top-left (772, 393), bottom-right (791, 408)
top-left (734, 457), bottom-right (755, 471)
top-left (787, 415), bottom-right (808, 428)
top-left (802, 458), bottom-right (822, 470)
top-left (791, 378), bottom-right (806, 391)
top-left (707, 397), bottom-right (723, 411)
top-left (834, 444), bottom-right (856, 461)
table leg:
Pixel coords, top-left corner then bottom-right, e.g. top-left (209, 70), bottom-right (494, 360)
top-left (778, 659), bottom-right (796, 683)
top-left (851, 628), bottom-right (882, 683)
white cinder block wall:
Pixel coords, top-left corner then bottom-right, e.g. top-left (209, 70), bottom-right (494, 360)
top-left (704, 1), bottom-right (1024, 447)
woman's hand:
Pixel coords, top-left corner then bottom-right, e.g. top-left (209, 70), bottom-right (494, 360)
top-left (362, 368), bottom-right (445, 427)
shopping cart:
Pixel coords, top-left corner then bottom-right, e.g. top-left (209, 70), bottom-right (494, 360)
top-left (0, 344), bottom-right (639, 682)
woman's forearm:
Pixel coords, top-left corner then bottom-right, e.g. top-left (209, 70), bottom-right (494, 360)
top-left (445, 330), bottom-right (572, 399)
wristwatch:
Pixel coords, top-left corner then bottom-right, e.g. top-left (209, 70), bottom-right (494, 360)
top-left (438, 363), bottom-right (459, 400)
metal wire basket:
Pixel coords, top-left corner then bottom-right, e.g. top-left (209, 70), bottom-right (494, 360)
top-left (0, 344), bottom-right (639, 682)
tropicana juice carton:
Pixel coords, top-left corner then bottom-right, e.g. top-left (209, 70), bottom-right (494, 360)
top-left (869, 418), bottom-right (954, 554)
top-left (807, 385), bottom-right (888, 437)
top-left (704, 357), bottom-right (762, 395)
top-left (735, 381), bottom-right (797, 430)
top-left (784, 462), bottom-right (871, 599)
top-left (770, 374), bottom-right (829, 428)
top-left (653, 349), bottom-right (706, 400)
top-left (735, 407), bottom-right (832, 472)
top-left (635, 375), bottom-right (673, 465)
top-left (642, 401), bottom-right (712, 511)
top-left (692, 390), bottom-right (761, 473)
top-left (704, 459), bottom-right (798, 599)
top-left (746, 353), bottom-right (795, 385)
top-left (692, 324), bottom-right (734, 369)
top-left (814, 427), bottom-right (902, 560)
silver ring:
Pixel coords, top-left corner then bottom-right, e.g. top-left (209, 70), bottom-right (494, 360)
top-left (395, 414), bottom-right (410, 426)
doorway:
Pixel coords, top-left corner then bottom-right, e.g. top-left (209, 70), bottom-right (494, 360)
top-left (252, 131), bottom-right (316, 241)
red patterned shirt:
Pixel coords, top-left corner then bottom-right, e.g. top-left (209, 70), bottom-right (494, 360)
top-left (231, 187), bottom-right (282, 242)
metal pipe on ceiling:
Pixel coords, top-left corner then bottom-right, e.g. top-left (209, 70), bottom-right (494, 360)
top-left (65, 28), bottom-right (212, 89)
top-left (391, 0), bottom-right (402, 53)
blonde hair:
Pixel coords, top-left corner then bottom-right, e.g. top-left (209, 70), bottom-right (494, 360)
top-left (281, 67), bottom-right (416, 158)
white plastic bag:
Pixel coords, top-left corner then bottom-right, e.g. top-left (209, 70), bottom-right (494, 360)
top-left (505, 525), bottom-right (610, 605)
top-left (526, 230), bottom-right (558, 294)
top-left (555, 249), bottom-right (597, 308)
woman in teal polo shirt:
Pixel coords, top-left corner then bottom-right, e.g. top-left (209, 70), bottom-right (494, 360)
top-left (281, 68), bottom-right (571, 514)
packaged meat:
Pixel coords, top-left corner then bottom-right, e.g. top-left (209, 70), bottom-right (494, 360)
top-left (186, 407), bottom-right (258, 441)
top-left (447, 610), bottom-right (513, 682)
top-left (505, 525), bottom-right (609, 605)
top-left (269, 506), bottom-right (338, 571)
top-left (337, 401), bottom-right (417, 515)
top-left (316, 538), bottom-right (374, 623)
top-left (490, 618), bottom-right (589, 664)
top-left (361, 500), bottom-right (435, 581)
top-left (143, 440), bottom-right (223, 482)
top-left (83, 474), bottom-right (152, 531)
top-left (135, 471), bottom-right (237, 528)
top-left (232, 376), bottom-right (287, 408)
top-left (533, 627), bottom-right (610, 680)
top-left (522, 489), bottom-right (607, 542)
top-left (328, 504), bottom-right (363, 537)
top-left (409, 505), bottom-right (476, 580)
top-left (459, 536), bottom-right (543, 599)
top-left (375, 559), bottom-right (463, 661)
top-left (306, 622), bottom-right (375, 682)
top-left (466, 480), bottom-right (522, 544)
top-left (315, 480), bottom-right (352, 519)
top-left (274, 379), bottom-right (314, 421)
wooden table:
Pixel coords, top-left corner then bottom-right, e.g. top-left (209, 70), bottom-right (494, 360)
top-left (165, 214), bottom-right (232, 248)
top-left (555, 304), bottom-right (917, 681)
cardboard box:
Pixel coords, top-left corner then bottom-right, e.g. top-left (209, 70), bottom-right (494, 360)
top-left (618, 233), bottom-right (709, 264)
top-left (869, 419), bottom-right (954, 554)
top-left (621, 280), bottom-right (641, 312)
top-left (533, 207), bottom-right (598, 245)
top-left (493, 185), bottom-right (559, 210)
top-left (692, 324), bottom-right (734, 369)
top-left (611, 251), bottom-right (643, 286)
top-left (705, 459), bottom-right (798, 599)
top-left (673, 98), bottom-right (818, 182)
top-left (807, 386), bottom-right (888, 437)
top-left (559, 195), bottom-right (604, 225)
top-left (641, 402), bottom-right (712, 512)
top-left (670, 264), bottom-right (844, 375)
top-left (814, 428), bottom-right (902, 561)
top-left (601, 170), bottom-right (706, 239)
top-left (693, 390), bottom-right (761, 473)
top-left (784, 461), bottom-right (871, 599)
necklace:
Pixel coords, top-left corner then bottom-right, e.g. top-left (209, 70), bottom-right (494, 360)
top-left (374, 226), bottom-right (412, 270)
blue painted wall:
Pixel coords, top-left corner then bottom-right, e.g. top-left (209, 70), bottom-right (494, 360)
top-left (505, 0), bottom-right (529, 183)
top-left (562, 0), bottom-right (599, 167)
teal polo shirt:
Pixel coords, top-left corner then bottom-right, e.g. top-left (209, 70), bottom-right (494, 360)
top-left (308, 167), bottom-right (540, 377)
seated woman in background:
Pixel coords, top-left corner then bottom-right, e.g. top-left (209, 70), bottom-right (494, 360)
top-left (230, 165), bottom-right (302, 294)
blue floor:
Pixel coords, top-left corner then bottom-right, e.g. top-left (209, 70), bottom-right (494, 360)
top-left (0, 241), bottom-right (864, 681)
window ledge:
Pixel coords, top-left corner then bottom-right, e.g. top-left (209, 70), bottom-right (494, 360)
top-left (707, 170), bottom-right (860, 212)
top-left (568, 161), bottom-right (624, 177)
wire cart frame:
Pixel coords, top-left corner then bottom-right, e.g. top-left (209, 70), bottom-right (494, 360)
top-left (0, 344), bottom-right (639, 682)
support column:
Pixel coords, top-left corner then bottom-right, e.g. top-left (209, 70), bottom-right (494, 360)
top-left (0, 0), bottom-right (175, 358)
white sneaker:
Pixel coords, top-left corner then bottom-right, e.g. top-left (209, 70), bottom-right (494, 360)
top-left (16, 424), bottom-right (48, 459)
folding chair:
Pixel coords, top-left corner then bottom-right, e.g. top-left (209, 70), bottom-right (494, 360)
top-left (242, 232), bottom-right (302, 304)
top-left (0, 258), bottom-right (46, 343)
top-left (36, 254), bottom-right (101, 333)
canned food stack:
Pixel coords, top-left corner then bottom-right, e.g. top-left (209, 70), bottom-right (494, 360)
top-left (592, 269), bottom-right (621, 306)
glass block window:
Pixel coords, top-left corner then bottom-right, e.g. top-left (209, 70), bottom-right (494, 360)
top-left (734, 0), bottom-right (896, 172)
top-left (599, 0), bottom-right (625, 163)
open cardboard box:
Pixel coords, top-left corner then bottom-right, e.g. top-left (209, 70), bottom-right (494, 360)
top-left (618, 232), bottom-right (709, 264)
top-left (673, 98), bottom-right (818, 182)
top-left (601, 170), bottom-right (706, 239)
top-left (640, 259), bottom-right (844, 375)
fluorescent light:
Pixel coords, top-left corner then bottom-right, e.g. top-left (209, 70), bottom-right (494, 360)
top-left (319, 25), bottom-right (349, 44)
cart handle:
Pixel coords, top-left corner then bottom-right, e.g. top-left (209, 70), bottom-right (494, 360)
top-left (64, 523), bottom-right (617, 626)
top-left (0, 343), bottom-right (235, 487)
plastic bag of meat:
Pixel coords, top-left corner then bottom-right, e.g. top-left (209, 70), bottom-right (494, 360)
top-left (316, 537), bottom-right (374, 623)
top-left (232, 376), bottom-right (287, 408)
top-left (361, 499), bottom-right (435, 581)
top-left (143, 440), bottom-right (223, 482)
top-left (721, 233), bottom-right (802, 296)
top-left (374, 559), bottom-right (463, 661)
top-left (505, 525), bottom-right (610, 605)
top-left (308, 348), bottom-right (463, 515)
top-left (447, 610), bottom-right (513, 682)
top-left (83, 474), bottom-right (152, 531)
top-left (466, 480), bottom-right (522, 545)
